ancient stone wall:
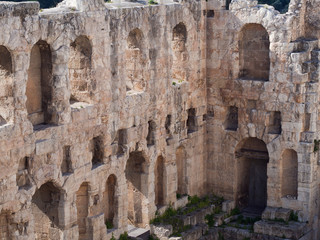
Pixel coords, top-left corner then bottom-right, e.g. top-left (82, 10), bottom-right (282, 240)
top-left (206, 0), bottom-right (320, 238)
top-left (2, 0), bottom-right (320, 239)
top-left (0, 0), bottom-right (206, 239)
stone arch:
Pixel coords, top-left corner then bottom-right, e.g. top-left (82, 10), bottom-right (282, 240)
top-left (31, 182), bottom-right (63, 240)
top-left (68, 36), bottom-right (93, 104)
top-left (238, 24), bottom-right (270, 81)
top-left (235, 137), bottom-right (269, 211)
top-left (155, 156), bottom-right (165, 208)
top-left (76, 182), bottom-right (89, 240)
top-left (125, 151), bottom-right (149, 227)
top-left (172, 22), bottom-right (188, 82)
top-left (103, 174), bottom-right (118, 229)
top-left (0, 45), bottom-right (13, 125)
top-left (26, 40), bottom-right (53, 125)
top-left (125, 28), bottom-right (146, 93)
top-left (281, 149), bottom-right (298, 199)
top-left (176, 146), bottom-right (187, 196)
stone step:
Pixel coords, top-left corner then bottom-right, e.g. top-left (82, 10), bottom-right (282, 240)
top-left (128, 225), bottom-right (150, 240)
top-left (254, 220), bottom-right (307, 240)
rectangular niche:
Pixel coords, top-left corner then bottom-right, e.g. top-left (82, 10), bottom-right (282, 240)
top-left (267, 111), bottom-right (282, 134)
top-left (187, 108), bottom-right (198, 134)
top-left (225, 106), bottom-right (238, 131)
top-left (91, 136), bottom-right (104, 168)
top-left (61, 145), bottom-right (73, 175)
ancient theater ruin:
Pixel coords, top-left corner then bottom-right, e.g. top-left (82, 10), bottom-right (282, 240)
top-left (0, 0), bottom-right (320, 239)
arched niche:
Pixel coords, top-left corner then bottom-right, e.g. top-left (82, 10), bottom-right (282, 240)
top-left (27, 41), bottom-right (53, 126)
top-left (103, 174), bottom-right (118, 230)
top-left (172, 22), bottom-right (188, 82)
top-left (125, 28), bottom-right (146, 93)
top-left (76, 182), bottom-right (89, 240)
top-left (68, 36), bottom-right (93, 104)
top-left (31, 182), bottom-right (63, 239)
top-left (238, 24), bottom-right (270, 81)
top-left (125, 151), bottom-right (149, 227)
top-left (0, 45), bottom-right (13, 125)
top-left (235, 137), bottom-right (269, 211)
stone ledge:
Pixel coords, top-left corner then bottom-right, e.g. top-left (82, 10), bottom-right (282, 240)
top-left (254, 220), bottom-right (307, 239)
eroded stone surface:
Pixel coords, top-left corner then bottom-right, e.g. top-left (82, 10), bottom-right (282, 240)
top-left (0, 0), bottom-right (320, 239)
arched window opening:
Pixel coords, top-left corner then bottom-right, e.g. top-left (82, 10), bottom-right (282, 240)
top-left (281, 149), bottom-right (298, 199)
top-left (155, 156), bottom-right (165, 208)
top-left (31, 182), bottom-right (62, 239)
top-left (27, 41), bottom-right (53, 126)
top-left (76, 182), bottom-right (89, 240)
top-left (125, 151), bottom-right (148, 227)
top-left (239, 24), bottom-right (270, 81)
top-left (125, 29), bottom-right (146, 93)
top-left (172, 23), bottom-right (188, 82)
top-left (103, 174), bottom-right (117, 231)
top-left (176, 146), bottom-right (187, 196)
top-left (68, 36), bottom-right (93, 104)
top-left (235, 138), bottom-right (269, 212)
top-left (0, 45), bottom-right (13, 126)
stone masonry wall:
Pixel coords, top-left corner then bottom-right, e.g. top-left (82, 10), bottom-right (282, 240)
top-left (0, 0), bottom-right (206, 239)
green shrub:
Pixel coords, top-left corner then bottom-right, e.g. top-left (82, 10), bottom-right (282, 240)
top-left (105, 219), bottom-right (113, 229)
top-left (148, 0), bottom-right (158, 4)
top-left (205, 214), bottom-right (215, 228)
top-left (119, 232), bottom-right (129, 240)
top-left (230, 207), bottom-right (240, 216)
top-left (289, 211), bottom-right (299, 222)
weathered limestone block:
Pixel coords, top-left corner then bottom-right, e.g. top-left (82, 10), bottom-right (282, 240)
top-left (254, 220), bottom-right (307, 239)
top-left (150, 224), bottom-right (173, 239)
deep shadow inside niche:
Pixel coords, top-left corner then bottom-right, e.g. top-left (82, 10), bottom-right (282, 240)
top-left (0, 45), bottom-right (13, 126)
top-left (147, 120), bottom-right (156, 146)
top-left (267, 111), bottom-right (281, 134)
top-left (187, 108), bottom-right (198, 133)
top-left (91, 136), bottom-right (104, 168)
top-left (61, 145), bottom-right (73, 175)
top-left (225, 106), bottom-right (238, 131)
top-left (31, 182), bottom-right (62, 239)
top-left (207, 10), bottom-right (215, 18)
top-left (235, 138), bottom-right (269, 212)
top-left (9, 0), bottom-right (63, 9)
